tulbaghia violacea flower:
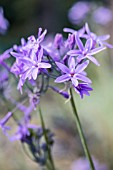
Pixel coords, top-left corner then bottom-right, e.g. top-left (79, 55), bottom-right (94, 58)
top-left (67, 34), bottom-right (106, 66)
top-left (84, 23), bottom-right (113, 48)
top-left (74, 83), bottom-right (93, 98)
top-left (55, 57), bottom-right (91, 87)
top-left (0, 7), bottom-right (9, 34)
top-left (71, 157), bottom-right (108, 170)
top-left (11, 28), bottom-right (51, 91)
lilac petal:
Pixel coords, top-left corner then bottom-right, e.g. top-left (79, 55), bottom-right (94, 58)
top-left (85, 23), bottom-right (91, 35)
top-left (63, 28), bottom-right (76, 34)
top-left (76, 74), bottom-right (92, 83)
top-left (85, 38), bottom-right (93, 51)
top-left (38, 62), bottom-right (51, 68)
top-left (55, 62), bottom-right (70, 73)
top-left (78, 27), bottom-right (85, 37)
top-left (55, 74), bottom-right (70, 83)
top-left (103, 42), bottom-right (113, 48)
top-left (87, 56), bottom-right (100, 66)
top-left (75, 61), bottom-right (89, 73)
top-left (68, 56), bottom-right (76, 69)
top-left (11, 52), bottom-right (24, 58)
top-left (98, 35), bottom-right (110, 41)
top-left (38, 47), bottom-right (43, 62)
top-left (37, 29), bottom-right (47, 43)
top-left (67, 49), bottom-right (81, 56)
top-left (71, 78), bottom-right (78, 87)
top-left (76, 35), bottom-right (84, 51)
top-left (89, 47), bottom-right (106, 55)
top-left (32, 68), bottom-right (39, 80)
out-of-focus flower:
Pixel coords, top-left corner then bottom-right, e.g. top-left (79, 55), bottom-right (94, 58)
top-left (0, 7), bottom-right (9, 34)
top-left (68, 1), bottom-right (91, 25)
top-left (92, 7), bottom-right (113, 25)
top-left (71, 157), bottom-right (108, 170)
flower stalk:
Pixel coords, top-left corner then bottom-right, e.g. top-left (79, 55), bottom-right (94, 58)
top-left (39, 106), bottom-right (56, 170)
top-left (70, 88), bottom-right (95, 170)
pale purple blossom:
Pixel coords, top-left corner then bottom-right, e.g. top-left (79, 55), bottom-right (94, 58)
top-left (11, 28), bottom-right (51, 91)
top-left (84, 23), bottom-right (113, 49)
top-left (92, 7), bottom-right (113, 25)
top-left (67, 34), bottom-right (106, 66)
top-left (55, 57), bottom-right (91, 87)
top-left (68, 1), bottom-right (91, 25)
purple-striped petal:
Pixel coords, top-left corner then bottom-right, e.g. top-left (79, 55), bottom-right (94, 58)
top-left (85, 38), bottom-right (93, 51)
top-left (55, 62), bottom-right (70, 73)
top-left (76, 35), bottom-right (84, 51)
top-left (98, 35), bottom-right (110, 41)
top-left (68, 56), bottom-right (76, 69)
top-left (75, 61), bottom-right (89, 73)
top-left (87, 55), bottom-right (100, 66)
top-left (89, 47), bottom-right (106, 55)
top-left (38, 62), bottom-right (51, 68)
top-left (76, 74), bottom-right (92, 83)
top-left (55, 74), bottom-right (70, 83)
top-left (67, 49), bottom-right (81, 56)
top-left (85, 23), bottom-right (91, 35)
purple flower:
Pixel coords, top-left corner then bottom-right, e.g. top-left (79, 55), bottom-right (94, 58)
top-left (11, 28), bottom-right (51, 91)
top-left (68, 1), bottom-right (91, 25)
top-left (92, 7), bottom-right (113, 26)
top-left (0, 7), bottom-right (9, 34)
top-left (67, 34), bottom-right (106, 66)
top-left (55, 57), bottom-right (91, 87)
top-left (71, 157), bottom-right (108, 170)
top-left (74, 83), bottom-right (93, 98)
top-left (84, 23), bottom-right (113, 49)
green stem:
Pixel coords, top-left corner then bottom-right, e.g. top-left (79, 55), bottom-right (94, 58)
top-left (70, 88), bottom-right (95, 170)
top-left (39, 106), bottom-right (56, 170)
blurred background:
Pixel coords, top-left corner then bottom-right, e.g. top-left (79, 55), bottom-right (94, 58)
top-left (0, 0), bottom-right (113, 169)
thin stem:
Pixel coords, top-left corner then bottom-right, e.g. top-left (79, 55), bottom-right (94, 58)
top-left (70, 88), bottom-right (95, 170)
top-left (39, 106), bottom-right (56, 170)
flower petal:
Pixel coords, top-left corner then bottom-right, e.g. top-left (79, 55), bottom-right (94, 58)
top-left (75, 61), bottom-right (89, 73)
top-left (38, 62), bottom-right (51, 68)
top-left (55, 74), bottom-right (70, 83)
top-left (76, 35), bottom-right (84, 51)
top-left (55, 62), bottom-right (70, 73)
top-left (76, 74), bottom-right (92, 83)
top-left (87, 56), bottom-right (100, 66)
top-left (89, 47), bottom-right (106, 55)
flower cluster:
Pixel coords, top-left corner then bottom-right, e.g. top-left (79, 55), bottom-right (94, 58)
top-left (0, 19), bottom-right (112, 169)
top-left (9, 23), bottom-right (112, 99)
